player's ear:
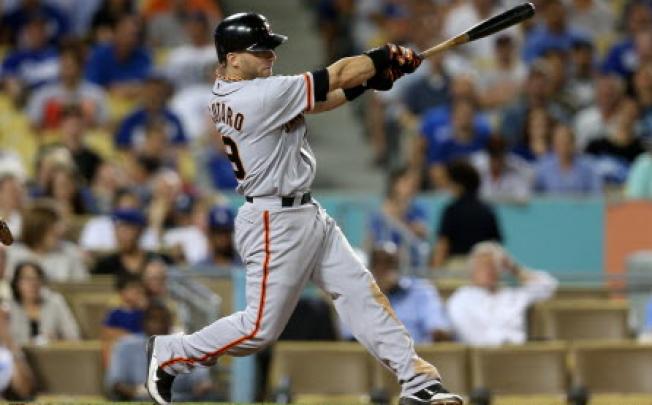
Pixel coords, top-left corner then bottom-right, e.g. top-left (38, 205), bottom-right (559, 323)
top-left (227, 52), bottom-right (240, 69)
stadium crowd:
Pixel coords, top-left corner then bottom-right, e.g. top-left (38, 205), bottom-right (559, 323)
top-left (0, 0), bottom-right (650, 402)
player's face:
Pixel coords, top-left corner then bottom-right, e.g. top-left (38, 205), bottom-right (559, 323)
top-left (234, 50), bottom-right (277, 78)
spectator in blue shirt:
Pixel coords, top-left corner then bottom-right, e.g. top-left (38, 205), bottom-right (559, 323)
top-left (105, 302), bottom-right (213, 401)
top-left (85, 14), bottom-right (152, 93)
top-left (601, 1), bottom-right (652, 79)
top-left (0, 0), bottom-right (70, 46)
top-left (115, 75), bottom-right (187, 150)
top-left (522, 0), bottom-right (589, 63)
top-left (421, 98), bottom-right (490, 189)
top-left (535, 124), bottom-right (602, 195)
top-left (102, 273), bottom-right (147, 338)
top-left (500, 61), bottom-right (570, 149)
top-left (1, 15), bottom-right (59, 93)
top-left (368, 167), bottom-right (429, 274)
top-left (341, 243), bottom-right (452, 343)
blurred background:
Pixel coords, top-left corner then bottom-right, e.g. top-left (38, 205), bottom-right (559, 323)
top-left (1, 0), bottom-right (652, 404)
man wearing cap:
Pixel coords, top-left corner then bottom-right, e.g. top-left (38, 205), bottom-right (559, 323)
top-left (202, 205), bottom-right (239, 268)
top-left (92, 208), bottom-right (170, 278)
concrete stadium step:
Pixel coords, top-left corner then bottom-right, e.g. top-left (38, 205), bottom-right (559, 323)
top-left (219, 0), bottom-right (383, 192)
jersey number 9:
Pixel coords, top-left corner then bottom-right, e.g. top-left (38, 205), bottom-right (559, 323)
top-left (221, 135), bottom-right (246, 180)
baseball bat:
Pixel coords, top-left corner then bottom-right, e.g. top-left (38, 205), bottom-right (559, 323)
top-left (418, 2), bottom-right (536, 59)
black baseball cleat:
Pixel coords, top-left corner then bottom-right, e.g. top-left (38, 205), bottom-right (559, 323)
top-left (145, 336), bottom-right (175, 404)
top-left (399, 384), bottom-right (464, 405)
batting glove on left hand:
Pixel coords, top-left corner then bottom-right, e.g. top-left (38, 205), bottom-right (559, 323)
top-left (388, 44), bottom-right (422, 74)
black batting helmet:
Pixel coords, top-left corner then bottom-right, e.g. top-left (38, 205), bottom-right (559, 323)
top-left (214, 13), bottom-right (288, 64)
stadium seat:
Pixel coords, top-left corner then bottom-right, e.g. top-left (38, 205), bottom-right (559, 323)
top-left (534, 299), bottom-right (630, 341)
top-left (269, 342), bottom-right (373, 399)
top-left (470, 342), bottom-right (569, 395)
top-left (68, 291), bottom-right (121, 339)
top-left (571, 341), bottom-right (652, 394)
top-left (193, 275), bottom-right (233, 315)
top-left (373, 343), bottom-right (469, 397)
top-left (24, 341), bottom-right (104, 396)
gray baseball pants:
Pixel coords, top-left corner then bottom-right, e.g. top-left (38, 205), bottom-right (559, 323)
top-left (153, 198), bottom-right (441, 395)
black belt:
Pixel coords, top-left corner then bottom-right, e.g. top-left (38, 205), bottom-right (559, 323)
top-left (246, 192), bottom-right (312, 207)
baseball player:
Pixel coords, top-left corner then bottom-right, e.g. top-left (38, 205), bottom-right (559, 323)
top-left (146, 13), bottom-right (463, 405)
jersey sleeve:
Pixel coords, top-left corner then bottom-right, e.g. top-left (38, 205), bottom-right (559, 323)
top-left (261, 73), bottom-right (315, 128)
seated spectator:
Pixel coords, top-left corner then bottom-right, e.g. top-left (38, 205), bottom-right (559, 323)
top-left (160, 194), bottom-right (208, 265)
top-left (574, 75), bottom-right (626, 151)
top-left (499, 62), bottom-right (570, 148)
top-left (442, 0), bottom-right (509, 63)
top-left (567, 38), bottom-right (597, 111)
top-left (90, 0), bottom-right (135, 43)
top-left (26, 44), bottom-right (108, 130)
top-left (634, 63), bottom-right (652, 138)
top-left (43, 165), bottom-right (96, 217)
top-left (401, 51), bottom-right (452, 117)
top-left (89, 162), bottom-right (130, 215)
top-left (625, 143), bottom-right (652, 199)
top-left (105, 302), bottom-right (212, 401)
top-left (204, 135), bottom-right (238, 191)
top-left (143, 0), bottom-right (222, 38)
top-left (141, 258), bottom-right (184, 333)
top-left (478, 34), bottom-right (526, 110)
top-left (432, 160), bottom-right (502, 268)
top-left (161, 13), bottom-right (215, 80)
top-left (368, 167), bottom-right (429, 273)
top-left (601, 1), bottom-right (652, 79)
top-left (0, 304), bottom-right (35, 400)
top-left (341, 243), bottom-right (451, 343)
top-left (522, 0), bottom-right (588, 63)
top-left (566, 0), bottom-right (615, 41)
top-left (0, 0), bottom-right (69, 46)
top-left (534, 124), bottom-right (603, 195)
top-left (85, 14), bottom-right (152, 94)
top-left (115, 75), bottom-right (187, 150)
top-left (513, 107), bottom-right (554, 162)
top-left (6, 200), bottom-right (88, 282)
top-left (29, 145), bottom-right (74, 199)
top-left (543, 47), bottom-right (581, 115)
top-left (102, 273), bottom-right (147, 340)
top-left (92, 208), bottom-right (166, 277)
top-left (1, 14), bottom-right (59, 99)
top-left (422, 98), bottom-right (490, 188)
top-left (170, 69), bottom-right (215, 141)
top-left (447, 242), bottom-right (558, 346)
top-left (8, 261), bottom-right (80, 345)
top-left (56, 105), bottom-right (103, 184)
top-left (0, 172), bottom-right (26, 239)
top-left (585, 99), bottom-right (645, 184)
top-left (470, 134), bottom-right (534, 202)
top-left (202, 205), bottom-right (238, 267)
top-left (0, 247), bottom-right (10, 303)
top-left (80, 188), bottom-right (154, 253)
top-left (130, 121), bottom-right (178, 170)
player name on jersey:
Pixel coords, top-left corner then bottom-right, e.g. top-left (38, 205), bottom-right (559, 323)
top-left (210, 101), bottom-right (244, 131)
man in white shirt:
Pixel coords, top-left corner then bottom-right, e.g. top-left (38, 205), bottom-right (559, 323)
top-left (447, 242), bottom-right (558, 346)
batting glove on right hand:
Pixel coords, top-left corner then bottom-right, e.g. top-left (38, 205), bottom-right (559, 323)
top-left (365, 66), bottom-right (404, 91)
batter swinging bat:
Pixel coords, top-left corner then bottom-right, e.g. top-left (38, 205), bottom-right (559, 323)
top-left (419, 2), bottom-right (536, 59)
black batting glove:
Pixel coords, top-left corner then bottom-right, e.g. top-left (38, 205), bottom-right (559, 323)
top-left (388, 44), bottom-right (422, 74)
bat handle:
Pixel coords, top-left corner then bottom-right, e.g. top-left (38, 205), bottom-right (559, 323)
top-left (418, 33), bottom-right (470, 59)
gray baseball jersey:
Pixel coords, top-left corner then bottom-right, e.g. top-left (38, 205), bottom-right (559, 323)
top-left (208, 74), bottom-right (317, 197)
top-left (150, 73), bottom-right (445, 398)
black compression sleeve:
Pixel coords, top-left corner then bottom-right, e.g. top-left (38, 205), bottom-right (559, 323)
top-left (311, 69), bottom-right (329, 102)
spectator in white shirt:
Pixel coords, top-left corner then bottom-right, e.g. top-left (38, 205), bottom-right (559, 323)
top-left (470, 134), bottom-right (534, 202)
top-left (447, 242), bottom-right (558, 346)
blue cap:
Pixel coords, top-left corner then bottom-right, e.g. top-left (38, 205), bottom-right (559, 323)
top-left (112, 208), bottom-right (147, 227)
top-left (208, 205), bottom-right (235, 231)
